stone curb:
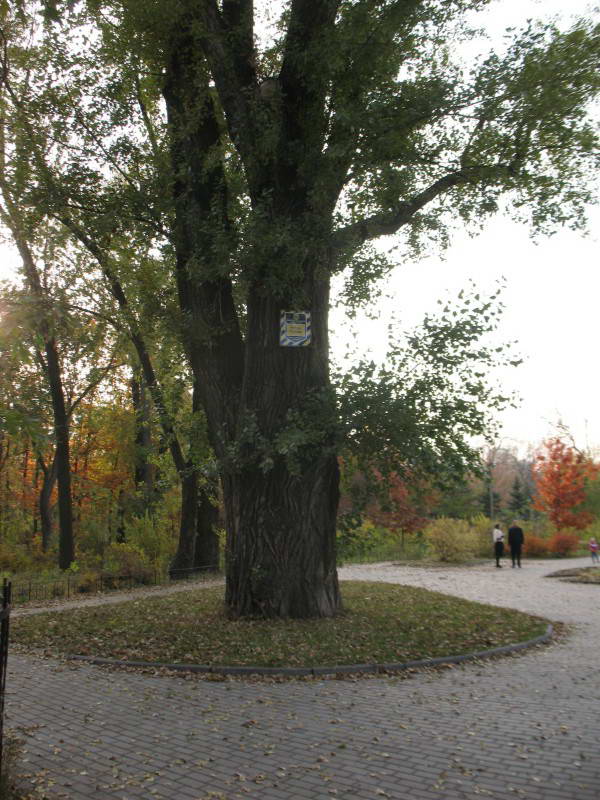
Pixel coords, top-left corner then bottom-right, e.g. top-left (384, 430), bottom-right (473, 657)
top-left (67, 623), bottom-right (553, 678)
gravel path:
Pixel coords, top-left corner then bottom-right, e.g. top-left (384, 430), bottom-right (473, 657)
top-left (6, 557), bottom-right (599, 800)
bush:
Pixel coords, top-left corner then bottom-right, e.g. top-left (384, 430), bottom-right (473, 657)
top-left (523, 535), bottom-right (549, 557)
top-left (424, 518), bottom-right (476, 562)
top-left (469, 514), bottom-right (496, 557)
top-left (336, 520), bottom-right (427, 564)
top-left (75, 570), bottom-right (100, 594)
top-left (102, 542), bottom-right (154, 584)
top-left (547, 532), bottom-right (580, 557)
top-left (337, 520), bottom-right (398, 562)
top-left (124, 513), bottom-right (176, 570)
top-left (0, 544), bottom-right (34, 574)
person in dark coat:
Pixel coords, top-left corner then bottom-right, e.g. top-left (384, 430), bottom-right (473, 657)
top-left (508, 521), bottom-right (525, 568)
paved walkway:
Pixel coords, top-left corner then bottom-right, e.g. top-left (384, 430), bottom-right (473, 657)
top-left (6, 557), bottom-right (600, 800)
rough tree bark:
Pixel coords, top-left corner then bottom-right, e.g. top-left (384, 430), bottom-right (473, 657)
top-left (162, 4), bottom-right (344, 617)
top-left (163, 0), bottom-right (350, 617)
top-left (169, 383), bottom-right (220, 575)
top-left (194, 484), bottom-right (220, 572)
top-left (38, 454), bottom-right (57, 553)
top-left (130, 374), bottom-right (157, 510)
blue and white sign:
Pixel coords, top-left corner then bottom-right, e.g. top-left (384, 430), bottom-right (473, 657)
top-left (280, 311), bottom-right (312, 347)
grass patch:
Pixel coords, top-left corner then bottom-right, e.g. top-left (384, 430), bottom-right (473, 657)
top-left (545, 566), bottom-right (600, 584)
top-left (12, 581), bottom-right (548, 668)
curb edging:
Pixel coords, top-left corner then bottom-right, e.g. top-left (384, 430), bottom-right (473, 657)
top-left (67, 623), bottom-right (553, 678)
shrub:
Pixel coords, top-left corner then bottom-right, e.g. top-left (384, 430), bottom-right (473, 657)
top-left (76, 570), bottom-right (100, 594)
top-left (337, 520), bottom-right (396, 562)
top-left (547, 532), bottom-right (580, 557)
top-left (424, 518), bottom-right (476, 562)
top-left (469, 514), bottom-right (496, 558)
top-left (102, 542), bottom-right (154, 584)
top-left (528, 518), bottom-right (553, 538)
top-left (0, 544), bottom-right (34, 574)
top-left (523, 535), bottom-right (549, 557)
top-left (124, 512), bottom-right (177, 570)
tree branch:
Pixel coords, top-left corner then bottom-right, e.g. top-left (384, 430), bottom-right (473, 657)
top-left (332, 164), bottom-right (515, 257)
top-left (194, 0), bottom-right (258, 187)
top-left (133, 67), bottom-right (160, 161)
top-left (275, 0), bottom-right (341, 201)
top-left (67, 350), bottom-right (122, 418)
top-left (221, 0), bottom-right (255, 86)
top-left (55, 212), bottom-right (188, 476)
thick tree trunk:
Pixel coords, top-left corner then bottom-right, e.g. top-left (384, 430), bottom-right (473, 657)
top-left (168, 379), bottom-right (219, 576)
top-left (194, 482), bottom-right (220, 572)
top-left (226, 452), bottom-right (340, 618)
top-left (163, 33), bottom-right (341, 617)
top-left (225, 271), bottom-right (342, 618)
top-left (169, 465), bottom-right (198, 577)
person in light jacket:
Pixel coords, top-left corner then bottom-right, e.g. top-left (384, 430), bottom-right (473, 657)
top-left (492, 523), bottom-right (504, 568)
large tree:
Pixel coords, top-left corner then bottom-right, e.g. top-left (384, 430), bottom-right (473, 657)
top-left (3, 0), bottom-right (600, 616)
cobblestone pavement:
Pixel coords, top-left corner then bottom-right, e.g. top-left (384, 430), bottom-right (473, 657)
top-left (6, 557), bottom-right (600, 800)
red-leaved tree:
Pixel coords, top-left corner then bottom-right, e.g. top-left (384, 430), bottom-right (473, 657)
top-left (366, 471), bottom-right (432, 536)
top-left (532, 438), bottom-right (599, 530)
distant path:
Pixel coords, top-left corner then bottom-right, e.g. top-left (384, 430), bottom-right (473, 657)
top-left (6, 557), bottom-right (599, 799)
top-left (12, 576), bottom-right (223, 618)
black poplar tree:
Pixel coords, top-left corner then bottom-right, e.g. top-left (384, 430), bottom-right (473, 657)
top-left (3, 0), bottom-right (600, 616)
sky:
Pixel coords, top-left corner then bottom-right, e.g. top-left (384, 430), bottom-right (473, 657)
top-left (1, 0), bottom-right (599, 456)
top-left (331, 208), bottom-right (600, 456)
top-left (331, 0), bottom-right (600, 456)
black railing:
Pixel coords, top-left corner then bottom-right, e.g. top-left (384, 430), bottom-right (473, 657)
top-left (8, 565), bottom-right (219, 606)
top-left (0, 580), bottom-right (12, 779)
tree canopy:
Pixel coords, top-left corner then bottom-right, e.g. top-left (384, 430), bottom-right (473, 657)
top-left (1, 0), bottom-right (599, 617)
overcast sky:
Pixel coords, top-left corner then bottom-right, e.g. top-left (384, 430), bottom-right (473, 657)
top-left (1, 0), bottom-right (598, 456)
top-left (331, 0), bottom-right (600, 455)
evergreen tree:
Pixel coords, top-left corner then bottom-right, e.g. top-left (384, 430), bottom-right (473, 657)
top-left (508, 476), bottom-right (531, 520)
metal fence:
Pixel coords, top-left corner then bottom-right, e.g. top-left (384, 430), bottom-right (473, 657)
top-left (9, 566), bottom-right (218, 606)
top-left (0, 580), bottom-right (12, 778)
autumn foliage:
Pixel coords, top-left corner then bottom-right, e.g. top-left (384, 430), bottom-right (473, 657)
top-left (366, 471), bottom-right (432, 535)
top-left (532, 438), bottom-right (599, 531)
top-left (547, 532), bottom-right (580, 557)
top-left (522, 535), bottom-right (549, 557)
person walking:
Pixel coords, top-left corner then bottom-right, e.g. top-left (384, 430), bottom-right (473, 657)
top-left (492, 523), bottom-right (504, 568)
top-left (589, 537), bottom-right (599, 564)
top-left (508, 520), bottom-right (525, 568)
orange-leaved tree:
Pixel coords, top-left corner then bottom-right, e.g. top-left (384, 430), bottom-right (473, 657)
top-left (366, 471), bottom-right (434, 537)
top-left (532, 438), bottom-right (599, 530)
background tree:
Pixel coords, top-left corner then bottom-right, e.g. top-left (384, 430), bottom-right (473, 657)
top-left (508, 476), bottom-right (531, 519)
top-left (479, 486), bottom-right (502, 519)
top-left (532, 437), bottom-right (599, 530)
top-left (0, 272), bottom-right (121, 559)
top-left (367, 471), bottom-right (433, 544)
top-left (2, 1), bottom-right (600, 616)
top-left (429, 480), bottom-right (482, 519)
